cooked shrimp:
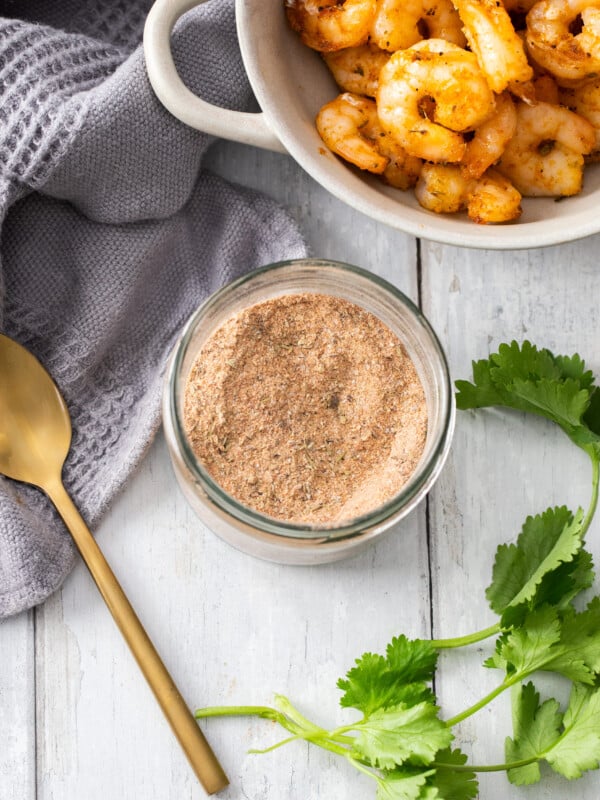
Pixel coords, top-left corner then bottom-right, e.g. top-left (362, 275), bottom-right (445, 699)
top-left (378, 135), bottom-right (423, 188)
top-left (415, 163), bottom-right (522, 222)
top-left (370, 0), bottom-right (423, 50)
top-left (497, 101), bottom-right (596, 195)
top-left (316, 93), bottom-right (388, 171)
top-left (452, 0), bottom-right (533, 93)
top-left (285, 0), bottom-right (376, 52)
top-left (533, 74), bottom-right (560, 105)
top-left (526, 0), bottom-right (600, 85)
top-left (370, 0), bottom-right (466, 51)
top-left (461, 91), bottom-right (517, 179)
top-left (415, 163), bottom-right (470, 213)
top-left (503, 0), bottom-right (537, 12)
top-left (316, 92), bottom-right (423, 186)
top-left (419, 0), bottom-right (467, 45)
top-left (377, 39), bottom-right (495, 163)
top-left (560, 80), bottom-right (600, 153)
top-left (323, 44), bottom-right (390, 96)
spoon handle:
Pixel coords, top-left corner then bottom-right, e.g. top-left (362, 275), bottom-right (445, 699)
top-left (45, 478), bottom-right (228, 795)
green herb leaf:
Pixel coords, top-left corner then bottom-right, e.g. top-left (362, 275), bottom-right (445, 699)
top-left (544, 597), bottom-right (600, 677)
top-left (430, 748), bottom-right (478, 799)
top-left (486, 507), bottom-right (585, 626)
top-left (386, 637), bottom-right (438, 683)
top-left (352, 702), bottom-right (453, 769)
top-left (545, 684), bottom-right (600, 779)
top-left (505, 682), bottom-right (562, 785)
top-left (376, 769), bottom-right (436, 800)
top-left (554, 353), bottom-right (595, 389)
top-left (338, 653), bottom-right (403, 716)
top-left (528, 549), bottom-right (595, 614)
top-left (583, 385), bottom-right (600, 433)
top-left (489, 604), bottom-right (599, 684)
top-left (455, 341), bottom-right (600, 456)
top-left (490, 605), bottom-right (563, 677)
top-left (339, 638), bottom-right (437, 716)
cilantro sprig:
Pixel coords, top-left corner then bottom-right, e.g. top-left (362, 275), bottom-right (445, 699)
top-left (195, 341), bottom-right (600, 798)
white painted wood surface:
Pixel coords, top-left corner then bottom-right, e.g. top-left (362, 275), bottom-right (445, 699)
top-left (2, 138), bottom-right (600, 800)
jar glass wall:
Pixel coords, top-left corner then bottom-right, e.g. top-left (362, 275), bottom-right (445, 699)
top-left (162, 259), bottom-right (455, 564)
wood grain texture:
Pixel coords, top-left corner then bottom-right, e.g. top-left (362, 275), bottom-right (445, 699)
top-left (5, 137), bottom-right (600, 800)
top-left (33, 144), bottom-right (429, 799)
top-left (422, 239), bottom-right (600, 799)
top-left (0, 611), bottom-right (35, 800)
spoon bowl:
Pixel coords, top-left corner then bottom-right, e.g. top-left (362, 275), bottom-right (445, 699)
top-left (0, 335), bottom-right (70, 487)
top-left (0, 333), bottom-right (227, 795)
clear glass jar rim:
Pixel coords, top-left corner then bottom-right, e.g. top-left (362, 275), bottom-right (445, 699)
top-left (167, 259), bottom-right (455, 540)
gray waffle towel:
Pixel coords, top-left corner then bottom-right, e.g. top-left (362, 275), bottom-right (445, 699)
top-left (0, 0), bottom-right (307, 617)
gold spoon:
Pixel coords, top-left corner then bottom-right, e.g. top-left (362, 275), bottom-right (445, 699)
top-left (0, 333), bottom-right (228, 795)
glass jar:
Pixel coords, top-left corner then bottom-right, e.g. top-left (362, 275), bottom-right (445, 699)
top-left (162, 259), bottom-right (454, 564)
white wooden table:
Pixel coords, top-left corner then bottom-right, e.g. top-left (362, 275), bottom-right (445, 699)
top-left (2, 138), bottom-right (600, 800)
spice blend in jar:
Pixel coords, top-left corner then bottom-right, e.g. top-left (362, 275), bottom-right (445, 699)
top-left (183, 293), bottom-right (427, 525)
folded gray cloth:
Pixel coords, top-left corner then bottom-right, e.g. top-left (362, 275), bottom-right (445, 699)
top-left (0, 0), bottom-right (307, 617)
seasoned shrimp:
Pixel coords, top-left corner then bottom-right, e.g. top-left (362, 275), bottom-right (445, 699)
top-left (316, 92), bottom-right (423, 187)
top-left (452, 0), bottom-right (533, 93)
top-left (285, 0), bottom-right (376, 52)
top-left (526, 0), bottom-right (600, 85)
top-left (378, 135), bottom-right (423, 188)
top-left (497, 101), bottom-right (596, 195)
top-left (370, 0), bottom-right (466, 52)
top-left (377, 39), bottom-right (495, 163)
top-left (323, 44), bottom-right (390, 96)
top-left (461, 91), bottom-right (517, 179)
top-left (415, 163), bottom-right (522, 222)
top-left (316, 93), bottom-right (388, 171)
top-left (533, 74), bottom-right (560, 105)
top-left (560, 80), bottom-right (600, 154)
top-left (503, 0), bottom-right (537, 12)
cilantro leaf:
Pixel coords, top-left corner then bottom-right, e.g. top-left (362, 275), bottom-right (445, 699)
top-left (486, 507), bottom-right (585, 625)
top-left (505, 682), bottom-right (562, 785)
top-left (488, 605), bottom-right (597, 684)
top-left (544, 598), bottom-right (600, 677)
top-left (545, 684), bottom-right (600, 779)
top-left (386, 637), bottom-right (437, 684)
top-left (430, 748), bottom-right (478, 799)
top-left (492, 605), bottom-right (563, 677)
top-left (339, 638), bottom-right (437, 716)
top-left (352, 702), bottom-right (453, 769)
top-left (583, 385), bottom-right (600, 434)
top-left (554, 353), bottom-right (595, 389)
top-left (455, 341), bottom-right (600, 456)
top-left (529, 548), bottom-right (595, 615)
top-left (509, 377), bottom-right (591, 430)
top-left (338, 653), bottom-right (403, 716)
top-left (376, 769), bottom-right (436, 800)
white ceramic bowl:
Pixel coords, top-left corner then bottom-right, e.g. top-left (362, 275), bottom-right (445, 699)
top-left (144, 0), bottom-right (600, 249)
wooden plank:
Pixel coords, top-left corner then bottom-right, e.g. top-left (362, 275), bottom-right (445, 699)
top-left (0, 611), bottom-right (35, 800)
top-left (36, 142), bottom-right (429, 799)
top-left (421, 238), bottom-right (600, 799)
top-left (203, 142), bottom-right (419, 287)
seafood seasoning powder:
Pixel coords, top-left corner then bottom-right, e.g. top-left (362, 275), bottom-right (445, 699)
top-left (183, 293), bottom-right (427, 525)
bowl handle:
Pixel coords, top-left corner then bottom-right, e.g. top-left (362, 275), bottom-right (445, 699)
top-left (143, 0), bottom-right (287, 153)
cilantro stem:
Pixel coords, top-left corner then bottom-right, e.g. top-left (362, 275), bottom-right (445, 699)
top-left (432, 756), bottom-right (538, 773)
top-left (430, 622), bottom-right (500, 649)
top-left (196, 703), bottom-right (357, 759)
top-left (445, 675), bottom-right (520, 727)
top-left (348, 757), bottom-right (380, 782)
top-left (195, 705), bottom-right (280, 721)
top-left (581, 452), bottom-right (599, 537)
top-left (249, 735), bottom-right (302, 754)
